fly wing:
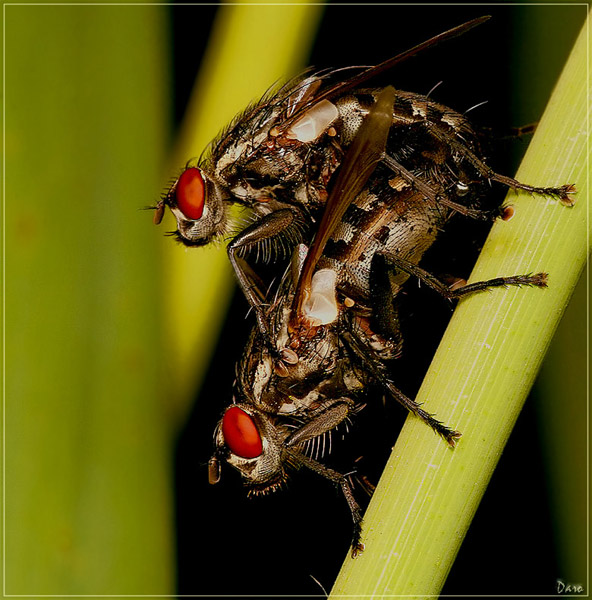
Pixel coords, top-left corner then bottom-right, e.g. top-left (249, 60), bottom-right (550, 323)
top-left (292, 86), bottom-right (396, 321)
top-left (280, 16), bottom-right (490, 134)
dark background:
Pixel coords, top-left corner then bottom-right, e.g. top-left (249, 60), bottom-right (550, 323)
top-left (169, 4), bottom-right (585, 597)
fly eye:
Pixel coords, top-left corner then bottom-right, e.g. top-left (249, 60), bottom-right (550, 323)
top-left (222, 406), bottom-right (263, 459)
top-left (175, 167), bottom-right (206, 220)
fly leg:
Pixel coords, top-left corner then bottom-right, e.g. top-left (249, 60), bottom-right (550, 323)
top-left (368, 253), bottom-right (404, 354)
top-left (282, 399), bottom-right (364, 556)
top-left (423, 121), bottom-right (575, 205)
top-left (227, 208), bottom-right (300, 338)
top-left (343, 326), bottom-right (461, 447)
top-left (284, 398), bottom-right (354, 448)
top-left (377, 252), bottom-right (548, 301)
top-left (480, 122), bottom-right (538, 140)
top-left (382, 154), bottom-right (503, 221)
top-left (287, 449), bottom-right (365, 558)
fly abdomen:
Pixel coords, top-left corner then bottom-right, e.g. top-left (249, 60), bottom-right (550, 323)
top-left (318, 181), bottom-right (447, 302)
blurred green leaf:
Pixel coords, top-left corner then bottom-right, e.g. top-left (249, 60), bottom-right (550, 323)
top-left (4, 5), bottom-right (174, 594)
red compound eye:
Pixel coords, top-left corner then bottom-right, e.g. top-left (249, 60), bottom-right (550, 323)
top-left (222, 407), bottom-right (263, 459)
top-left (176, 167), bottom-right (205, 220)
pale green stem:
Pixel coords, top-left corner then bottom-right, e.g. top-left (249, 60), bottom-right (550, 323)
top-left (331, 14), bottom-right (589, 599)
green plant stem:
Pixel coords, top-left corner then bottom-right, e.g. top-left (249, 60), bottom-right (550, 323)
top-left (331, 14), bottom-right (589, 599)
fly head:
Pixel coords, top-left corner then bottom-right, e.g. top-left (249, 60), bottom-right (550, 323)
top-left (210, 404), bottom-right (289, 495)
top-left (156, 166), bottom-right (230, 246)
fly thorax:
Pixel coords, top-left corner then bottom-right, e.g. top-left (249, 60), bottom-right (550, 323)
top-left (335, 93), bottom-right (371, 146)
top-left (276, 389), bottom-right (323, 416)
top-left (272, 327), bottom-right (341, 400)
top-left (214, 102), bottom-right (283, 178)
top-left (251, 353), bottom-right (273, 406)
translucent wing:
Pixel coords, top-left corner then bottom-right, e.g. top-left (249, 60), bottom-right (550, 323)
top-left (292, 86), bottom-right (396, 322)
top-left (280, 16), bottom-right (490, 134)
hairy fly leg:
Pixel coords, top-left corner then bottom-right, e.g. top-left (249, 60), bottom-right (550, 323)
top-left (343, 321), bottom-right (461, 447)
top-left (381, 154), bottom-right (504, 221)
top-left (227, 208), bottom-right (301, 338)
top-left (284, 399), bottom-right (355, 448)
top-left (367, 253), bottom-right (404, 354)
top-left (376, 252), bottom-right (548, 301)
top-left (380, 90), bottom-right (574, 215)
top-left (420, 113), bottom-right (575, 205)
top-left (288, 449), bottom-right (365, 558)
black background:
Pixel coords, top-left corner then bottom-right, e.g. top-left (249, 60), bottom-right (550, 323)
top-left (168, 3), bottom-right (585, 597)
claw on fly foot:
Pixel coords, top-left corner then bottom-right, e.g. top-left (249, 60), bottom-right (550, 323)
top-left (351, 542), bottom-right (365, 559)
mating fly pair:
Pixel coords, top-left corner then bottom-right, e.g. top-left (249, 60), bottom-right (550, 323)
top-left (155, 17), bottom-right (574, 556)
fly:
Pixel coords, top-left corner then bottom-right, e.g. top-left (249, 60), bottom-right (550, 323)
top-left (154, 16), bottom-right (574, 342)
top-left (205, 83), bottom-right (571, 557)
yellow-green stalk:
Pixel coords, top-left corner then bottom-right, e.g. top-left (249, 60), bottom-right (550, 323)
top-left (331, 14), bottom-right (589, 598)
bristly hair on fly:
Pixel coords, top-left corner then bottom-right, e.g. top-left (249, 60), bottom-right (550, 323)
top-left (230, 209), bottom-right (309, 265)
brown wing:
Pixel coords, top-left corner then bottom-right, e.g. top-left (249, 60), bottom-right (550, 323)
top-left (291, 86), bottom-right (396, 323)
top-left (279, 16), bottom-right (490, 134)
